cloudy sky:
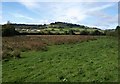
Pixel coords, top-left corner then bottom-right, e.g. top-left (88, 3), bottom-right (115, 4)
top-left (1, 0), bottom-right (119, 29)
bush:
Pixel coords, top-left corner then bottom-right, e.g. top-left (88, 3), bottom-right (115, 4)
top-left (2, 50), bottom-right (12, 59)
top-left (104, 26), bottom-right (120, 37)
top-left (12, 50), bottom-right (21, 59)
top-left (104, 30), bottom-right (116, 36)
top-left (63, 31), bottom-right (68, 35)
top-left (47, 31), bottom-right (52, 35)
top-left (2, 24), bottom-right (18, 36)
top-left (80, 30), bottom-right (89, 35)
top-left (115, 26), bottom-right (120, 36)
top-left (91, 30), bottom-right (103, 35)
top-left (68, 30), bottom-right (75, 35)
top-left (2, 50), bottom-right (21, 60)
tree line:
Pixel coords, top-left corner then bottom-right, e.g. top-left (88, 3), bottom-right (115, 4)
top-left (2, 22), bottom-right (120, 36)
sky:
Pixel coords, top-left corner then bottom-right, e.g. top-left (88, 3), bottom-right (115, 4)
top-left (1, 0), bottom-right (119, 29)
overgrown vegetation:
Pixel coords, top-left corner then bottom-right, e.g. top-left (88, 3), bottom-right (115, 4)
top-left (2, 35), bottom-right (95, 60)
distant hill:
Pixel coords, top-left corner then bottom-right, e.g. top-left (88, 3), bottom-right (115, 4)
top-left (49, 22), bottom-right (83, 28)
top-left (49, 22), bottom-right (102, 30)
top-left (5, 21), bottom-right (101, 30)
top-left (2, 21), bottom-right (119, 36)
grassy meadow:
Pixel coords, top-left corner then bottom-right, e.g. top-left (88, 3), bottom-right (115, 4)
top-left (2, 35), bottom-right (118, 82)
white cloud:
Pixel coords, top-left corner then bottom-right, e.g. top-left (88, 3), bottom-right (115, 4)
top-left (66, 8), bottom-right (86, 21)
top-left (53, 6), bottom-right (87, 24)
top-left (2, 1), bottom-right (118, 29)
top-left (10, 20), bottom-right (51, 25)
top-left (10, 13), bottom-right (51, 24)
top-left (12, 13), bottom-right (33, 20)
top-left (18, 0), bottom-right (39, 9)
top-left (86, 11), bottom-right (118, 29)
top-left (52, 3), bottom-right (116, 25)
top-left (89, 14), bottom-right (118, 29)
top-left (37, 20), bottom-right (51, 24)
top-left (86, 4), bottom-right (115, 12)
top-left (18, 2), bottom-right (117, 29)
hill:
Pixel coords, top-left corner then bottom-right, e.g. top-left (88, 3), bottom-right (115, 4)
top-left (7, 21), bottom-right (101, 30)
top-left (4, 21), bottom-right (116, 36)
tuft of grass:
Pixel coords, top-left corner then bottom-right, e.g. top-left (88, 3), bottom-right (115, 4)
top-left (12, 50), bottom-right (21, 59)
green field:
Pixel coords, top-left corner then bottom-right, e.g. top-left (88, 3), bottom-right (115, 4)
top-left (2, 36), bottom-right (118, 82)
top-left (19, 27), bottom-right (104, 35)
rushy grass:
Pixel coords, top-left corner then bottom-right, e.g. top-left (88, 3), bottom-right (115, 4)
top-left (2, 36), bottom-right (118, 82)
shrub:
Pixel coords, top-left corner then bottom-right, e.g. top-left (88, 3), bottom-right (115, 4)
top-left (80, 30), bottom-right (89, 35)
top-left (2, 24), bottom-right (19, 36)
top-left (51, 29), bottom-right (55, 31)
top-left (2, 50), bottom-right (12, 59)
top-left (91, 30), bottom-right (103, 35)
top-left (12, 50), bottom-right (21, 59)
top-left (115, 26), bottom-right (120, 36)
top-left (104, 30), bottom-right (116, 36)
top-left (64, 31), bottom-right (68, 35)
top-left (68, 30), bottom-right (75, 35)
top-left (47, 31), bottom-right (52, 35)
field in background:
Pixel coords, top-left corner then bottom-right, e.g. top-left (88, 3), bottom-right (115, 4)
top-left (18, 27), bottom-right (104, 35)
top-left (2, 36), bottom-right (118, 82)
